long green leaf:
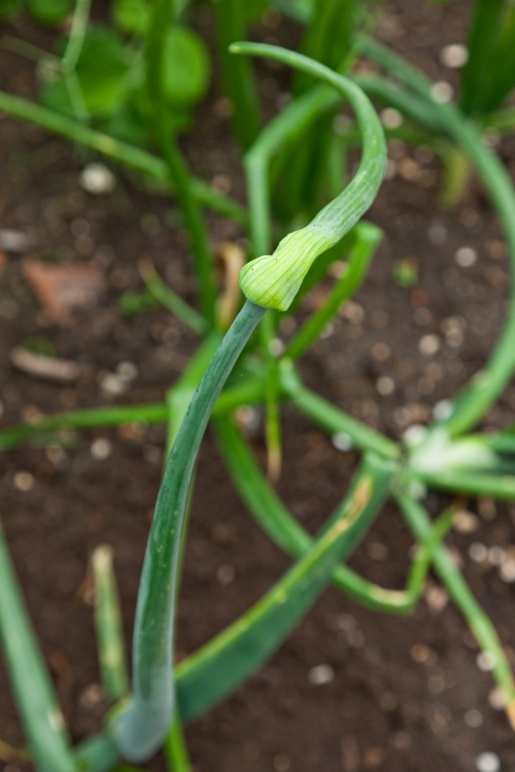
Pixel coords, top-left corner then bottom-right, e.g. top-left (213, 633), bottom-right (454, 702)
top-left (0, 524), bottom-right (77, 772)
top-left (114, 301), bottom-right (265, 763)
top-left (0, 90), bottom-right (247, 225)
top-left (175, 452), bottom-right (395, 721)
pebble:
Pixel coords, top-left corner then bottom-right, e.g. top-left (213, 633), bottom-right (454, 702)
top-left (90, 438), bottom-right (113, 461)
top-left (216, 564), bottom-right (236, 586)
top-left (440, 44), bottom-right (468, 68)
top-left (455, 246), bottom-right (478, 267)
top-left (476, 651), bottom-right (495, 672)
top-left (475, 752), bottom-right (500, 772)
top-left (381, 107), bottom-right (403, 128)
top-left (499, 560), bottom-right (515, 583)
top-left (454, 511), bottom-right (479, 534)
top-left (332, 432), bottom-right (353, 451)
top-left (431, 81), bottom-right (454, 103)
top-left (469, 543), bottom-right (488, 563)
top-left (488, 686), bottom-right (507, 710)
top-left (13, 471), bottom-right (35, 492)
top-left (418, 334), bottom-right (441, 356)
top-left (464, 709), bottom-right (483, 728)
top-left (376, 375), bottom-right (395, 396)
top-left (79, 163), bottom-right (116, 195)
top-left (308, 664), bottom-right (335, 685)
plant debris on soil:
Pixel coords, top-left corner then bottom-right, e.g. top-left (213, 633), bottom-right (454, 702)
top-left (2, 2), bottom-right (515, 771)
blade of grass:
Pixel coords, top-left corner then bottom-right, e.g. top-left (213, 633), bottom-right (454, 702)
top-left (92, 545), bottom-right (129, 702)
top-left (0, 91), bottom-right (247, 225)
top-left (215, 415), bottom-right (453, 615)
top-left (357, 38), bottom-right (515, 437)
top-left (139, 260), bottom-right (208, 334)
top-left (398, 493), bottom-right (515, 729)
top-left (0, 523), bottom-right (77, 772)
top-left (175, 452), bottom-right (395, 721)
top-left (279, 359), bottom-right (400, 460)
top-left (145, 0), bottom-right (217, 325)
top-left (215, 0), bottom-right (262, 149)
top-left (0, 370), bottom-right (268, 451)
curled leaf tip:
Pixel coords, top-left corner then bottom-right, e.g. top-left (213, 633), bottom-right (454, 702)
top-left (239, 227), bottom-right (329, 311)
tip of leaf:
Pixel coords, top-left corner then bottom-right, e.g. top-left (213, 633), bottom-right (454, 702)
top-left (229, 43), bottom-right (242, 54)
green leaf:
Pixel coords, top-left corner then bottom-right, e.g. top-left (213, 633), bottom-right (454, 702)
top-left (40, 27), bottom-right (131, 118)
top-left (112, 0), bottom-right (149, 35)
top-left (161, 25), bottom-right (210, 106)
top-left (24, 0), bottom-right (72, 25)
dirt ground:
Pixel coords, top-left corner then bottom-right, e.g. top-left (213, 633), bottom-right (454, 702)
top-left (2, 1), bottom-right (515, 770)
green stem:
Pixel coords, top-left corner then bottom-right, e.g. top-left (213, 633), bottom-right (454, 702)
top-left (0, 373), bottom-right (268, 452)
top-left (215, 415), bottom-right (453, 615)
top-left (145, 0), bottom-right (216, 325)
top-left (61, 0), bottom-right (92, 73)
top-left (0, 524), bottom-right (77, 772)
top-left (0, 90), bottom-right (247, 225)
top-left (164, 714), bottom-right (192, 772)
top-left (398, 493), bottom-right (515, 727)
top-left (140, 261), bottom-right (208, 335)
top-left (114, 300), bottom-right (265, 762)
top-left (92, 546), bottom-right (129, 702)
top-left (279, 360), bottom-right (400, 460)
top-left (215, 0), bottom-right (261, 149)
top-left (358, 38), bottom-right (515, 437)
top-left (175, 452), bottom-right (395, 721)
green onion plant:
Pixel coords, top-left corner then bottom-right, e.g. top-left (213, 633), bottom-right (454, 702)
top-left (2, 1), bottom-right (515, 768)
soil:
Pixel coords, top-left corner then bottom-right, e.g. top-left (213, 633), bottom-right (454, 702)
top-left (2, 1), bottom-right (515, 771)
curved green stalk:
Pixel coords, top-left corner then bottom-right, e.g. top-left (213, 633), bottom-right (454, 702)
top-left (357, 38), bottom-right (515, 437)
top-left (0, 90), bottom-right (247, 225)
top-left (175, 452), bottom-right (395, 721)
top-left (235, 43), bottom-right (386, 312)
top-left (280, 360), bottom-right (401, 460)
top-left (0, 525), bottom-right (77, 772)
top-left (215, 415), bottom-right (454, 615)
top-left (398, 493), bottom-right (515, 728)
top-left (410, 469), bottom-right (515, 501)
top-left (114, 300), bottom-right (265, 762)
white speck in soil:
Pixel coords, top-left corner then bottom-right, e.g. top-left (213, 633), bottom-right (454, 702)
top-left (455, 246), bottom-right (478, 267)
top-left (464, 709), bottom-right (484, 728)
top-left (475, 752), bottom-right (500, 772)
top-left (440, 43), bottom-right (468, 68)
top-left (476, 651), bottom-right (496, 672)
top-left (308, 664), bottom-right (335, 686)
top-left (332, 432), bottom-right (353, 452)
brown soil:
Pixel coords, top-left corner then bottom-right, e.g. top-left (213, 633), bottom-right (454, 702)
top-left (2, 2), bottom-right (515, 771)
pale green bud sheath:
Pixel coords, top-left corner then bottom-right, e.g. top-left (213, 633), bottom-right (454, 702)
top-left (233, 43), bottom-right (387, 311)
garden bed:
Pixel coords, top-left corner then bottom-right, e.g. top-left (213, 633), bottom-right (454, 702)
top-left (2, 1), bottom-right (515, 770)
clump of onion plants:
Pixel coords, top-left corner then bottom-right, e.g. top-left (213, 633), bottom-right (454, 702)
top-left (3, 1), bottom-right (515, 770)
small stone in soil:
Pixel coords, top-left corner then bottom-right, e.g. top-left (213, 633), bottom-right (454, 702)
top-left (308, 664), bottom-right (335, 685)
top-left (440, 43), bottom-right (468, 68)
top-left (469, 543), bottom-right (488, 563)
top-left (475, 752), bottom-right (500, 772)
top-left (488, 686), bottom-right (507, 710)
top-left (476, 651), bottom-right (495, 672)
top-left (90, 438), bottom-right (113, 461)
top-left (216, 564), bottom-right (236, 586)
top-left (455, 246), bottom-right (478, 267)
top-left (13, 471), bottom-right (35, 492)
top-left (464, 709), bottom-right (483, 728)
